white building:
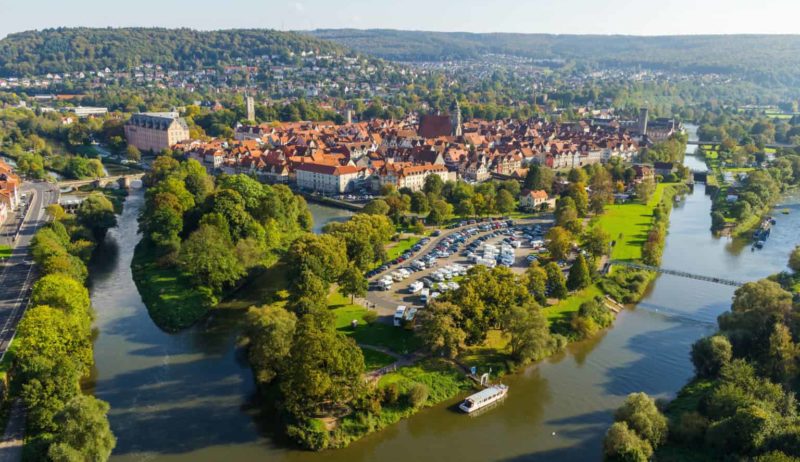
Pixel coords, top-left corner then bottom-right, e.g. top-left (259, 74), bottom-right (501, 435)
top-left (295, 163), bottom-right (366, 194)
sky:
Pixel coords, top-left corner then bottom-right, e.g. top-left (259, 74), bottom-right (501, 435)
top-left (2, 0), bottom-right (799, 39)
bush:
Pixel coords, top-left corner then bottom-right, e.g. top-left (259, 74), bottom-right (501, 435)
top-left (603, 421), bottom-right (653, 462)
top-left (407, 383), bottom-right (429, 408)
top-left (363, 310), bottom-right (378, 325)
top-left (671, 411), bottom-right (709, 444)
top-left (286, 419), bottom-right (330, 451)
top-left (381, 383), bottom-right (400, 405)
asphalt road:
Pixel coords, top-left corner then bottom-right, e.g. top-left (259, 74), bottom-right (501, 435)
top-left (0, 181), bottom-right (58, 360)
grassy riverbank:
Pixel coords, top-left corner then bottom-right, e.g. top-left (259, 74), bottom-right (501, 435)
top-left (130, 242), bottom-right (211, 332)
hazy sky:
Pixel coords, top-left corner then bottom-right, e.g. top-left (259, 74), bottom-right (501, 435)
top-left (2, 0), bottom-right (799, 38)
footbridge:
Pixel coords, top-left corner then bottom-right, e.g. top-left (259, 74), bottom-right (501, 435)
top-left (610, 261), bottom-right (745, 287)
top-left (57, 173), bottom-right (145, 190)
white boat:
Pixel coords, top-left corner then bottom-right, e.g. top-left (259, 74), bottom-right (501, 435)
top-left (459, 384), bottom-right (508, 414)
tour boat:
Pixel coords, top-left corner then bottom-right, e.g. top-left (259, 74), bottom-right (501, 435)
top-left (459, 384), bottom-right (508, 414)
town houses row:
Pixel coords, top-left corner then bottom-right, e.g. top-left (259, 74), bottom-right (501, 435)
top-left (143, 109), bottom-right (642, 197)
top-left (0, 159), bottom-right (21, 225)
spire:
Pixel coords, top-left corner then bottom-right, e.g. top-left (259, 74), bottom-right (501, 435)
top-left (450, 99), bottom-right (462, 137)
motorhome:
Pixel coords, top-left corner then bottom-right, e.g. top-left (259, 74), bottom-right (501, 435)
top-left (393, 306), bottom-right (407, 327)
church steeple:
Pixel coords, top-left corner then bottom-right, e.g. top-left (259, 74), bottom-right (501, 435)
top-left (450, 99), bottom-right (462, 137)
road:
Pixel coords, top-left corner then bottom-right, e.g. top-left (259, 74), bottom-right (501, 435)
top-left (0, 181), bottom-right (58, 359)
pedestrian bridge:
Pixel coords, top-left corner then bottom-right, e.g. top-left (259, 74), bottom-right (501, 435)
top-left (610, 261), bottom-right (745, 287)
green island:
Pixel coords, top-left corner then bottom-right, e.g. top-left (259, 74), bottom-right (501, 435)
top-left (129, 133), bottom-right (692, 450)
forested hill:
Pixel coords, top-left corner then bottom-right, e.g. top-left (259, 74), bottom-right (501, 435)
top-left (0, 28), bottom-right (350, 76)
top-left (310, 29), bottom-right (800, 87)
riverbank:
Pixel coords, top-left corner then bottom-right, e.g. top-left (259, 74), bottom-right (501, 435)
top-left (295, 182), bottom-right (690, 451)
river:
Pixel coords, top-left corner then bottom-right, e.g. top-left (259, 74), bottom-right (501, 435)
top-left (87, 134), bottom-right (800, 461)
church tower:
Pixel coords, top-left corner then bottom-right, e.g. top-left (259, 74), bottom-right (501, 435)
top-left (450, 99), bottom-right (462, 137)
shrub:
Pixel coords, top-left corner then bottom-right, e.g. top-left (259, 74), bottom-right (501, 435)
top-left (672, 411), bottom-right (709, 444)
top-left (381, 383), bottom-right (400, 405)
top-left (407, 383), bottom-right (429, 408)
top-left (363, 310), bottom-right (378, 325)
top-left (286, 419), bottom-right (330, 451)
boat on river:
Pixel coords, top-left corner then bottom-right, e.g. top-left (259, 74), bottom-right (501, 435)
top-left (459, 384), bottom-right (508, 414)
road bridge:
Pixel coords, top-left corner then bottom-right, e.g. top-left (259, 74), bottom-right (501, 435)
top-left (57, 173), bottom-right (145, 190)
top-left (610, 260), bottom-right (745, 287)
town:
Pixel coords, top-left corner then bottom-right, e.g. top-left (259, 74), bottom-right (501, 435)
top-left (0, 17), bottom-right (800, 462)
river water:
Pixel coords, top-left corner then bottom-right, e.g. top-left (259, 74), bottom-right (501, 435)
top-left (88, 131), bottom-right (800, 461)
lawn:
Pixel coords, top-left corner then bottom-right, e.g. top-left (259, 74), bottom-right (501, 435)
top-left (544, 284), bottom-right (603, 324)
top-left (329, 292), bottom-right (422, 354)
top-left (217, 263), bottom-right (289, 311)
top-left (377, 358), bottom-right (471, 401)
top-left (385, 236), bottom-right (422, 262)
top-left (130, 242), bottom-right (211, 332)
top-left (0, 245), bottom-right (10, 260)
top-left (458, 330), bottom-right (513, 375)
top-left (362, 347), bottom-right (397, 370)
top-left (593, 183), bottom-right (668, 262)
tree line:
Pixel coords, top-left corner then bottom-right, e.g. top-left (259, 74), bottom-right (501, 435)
top-left (604, 251), bottom-right (800, 461)
top-left (20, 197), bottom-right (117, 460)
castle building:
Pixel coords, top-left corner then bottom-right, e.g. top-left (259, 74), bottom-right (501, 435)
top-left (124, 112), bottom-right (190, 153)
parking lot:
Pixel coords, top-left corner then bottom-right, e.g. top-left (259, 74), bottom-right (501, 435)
top-left (365, 216), bottom-right (554, 320)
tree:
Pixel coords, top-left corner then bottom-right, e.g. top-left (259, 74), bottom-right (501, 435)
top-left (566, 253), bottom-right (591, 291)
top-left (30, 274), bottom-right (92, 326)
top-left (407, 383), bottom-right (429, 408)
top-left (691, 335), bottom-right (733, 378)
top-left (19, 356), bottom-right (81, 433)
top-left (603, 421), bottom-right (653, 462)
top-left (125, 144), bottom-right (141, 162)
top-left (339, 264), bottom-right (368, 303)
top-left (568, 182), bottom-right (589, 217)
top-left (545, 262), bottom-right (568, 299)
top-left (77, 192), bottom-right (117, 239)
top-left (45, 204), bottom-right (67, 221)
top-left (635, 179), bottom-right (656, 204)
top-left (524, 164), bottom-right (554, 193)
top-left (423, 174), bottom-right (444, 197)
top-left (589, 167), bottom-right (614, 213)
top-left (286, 234), bottom-right (348, 286)
top-left (16, 305), bottom-right (92, 378)
top-left (363, 199), bottom-right (390, 216)
top-left (427, 199), bottom-right (454, 225)
top-left (245, 306), bottom-right (297, 385)
top-left (410, 191), bottom-right (430, 215)
top-left (766, 322), bottom-right (798, 384)
top-left (47, 395), bottom-right (116, 462)
top-left (524, 264), bottom-right (548, 304)
top-left (568, 168), bottom-right (588, 184)
top-left (614, 392), bottom-right (668, 447)
top-left (281, 314), bottom-right (365, 418)
top-left (789, 246), bottom-right (800, 273)
top-left (455, 198), bottom-right (475, 217)
top-left (504, 304), bottom-right (553, 364)
top-left (545, 226), bottom-right (572, 261)
top-left (178, 223), bottom-right (246, 292)
top-left (585, 226), bottom-right (611, 257)
top-left (496, 189), bottom-right (516, 214)
top-left (417, 301), bottom-right (466, 358)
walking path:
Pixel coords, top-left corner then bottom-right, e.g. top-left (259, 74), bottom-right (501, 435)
top-left (0, 401), bottom-right (25, 462)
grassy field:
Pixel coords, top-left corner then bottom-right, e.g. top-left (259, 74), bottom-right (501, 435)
top-left (544, 284), bottom-right (603, 324)
top-left (217, 263), bottom-right (288, 311)
top-left (0, 245), bottom-right (10, 260)
top-left (329, 292), bottom-right (422, 354)
top-left (362, 347), bottom-right (397, 370)
top-left (130, 242), bottom-right (211, 332)
top-left (385, 236), bottom-right (422, 262)
top-left (594, 183), bottom-right (668, 262)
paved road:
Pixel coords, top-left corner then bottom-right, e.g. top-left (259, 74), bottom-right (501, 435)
top-left (0, 181), bottom-right (58, 359)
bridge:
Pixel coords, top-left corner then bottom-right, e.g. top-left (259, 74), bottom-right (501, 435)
top-left (687, 140), bottom-right (798, 150)
top-left (57, 173), bottom-right (145, 190)
top-left (610, 261), bottom-right (745, 287)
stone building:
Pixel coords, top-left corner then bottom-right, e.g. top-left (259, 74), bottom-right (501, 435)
top-left (124, 112), bottom-right (190, 153)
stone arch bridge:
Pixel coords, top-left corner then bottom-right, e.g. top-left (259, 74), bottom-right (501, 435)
top-left (57, 173), bottom-right (145, 191)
